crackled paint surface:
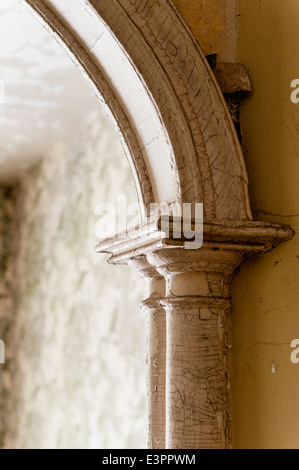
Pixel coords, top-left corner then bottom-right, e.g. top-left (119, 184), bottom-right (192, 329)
top-left (4, 110), bottom-right (147, 449)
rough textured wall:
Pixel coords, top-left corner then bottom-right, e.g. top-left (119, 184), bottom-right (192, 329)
top-left (173, 0), bottom-right (237, 62)
top-left (5, 110), bottom-right (147, 449)
top-left (231, 0), bottom-right (299, 449)
top-left (0, 186), bottom-right (17, 448)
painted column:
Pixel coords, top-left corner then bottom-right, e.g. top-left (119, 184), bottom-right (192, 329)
top-left (147, 248), bottom-right (243, 449)
top-left (128, 256), bottom-right (166, 449)
top-left (96, 217), bottom-right (293, 449)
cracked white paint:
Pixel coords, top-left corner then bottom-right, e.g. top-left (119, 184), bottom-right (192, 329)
top-left (0, 0), bottom-right (291, 451)
top-left (42, 0), bottom-right (179, 206)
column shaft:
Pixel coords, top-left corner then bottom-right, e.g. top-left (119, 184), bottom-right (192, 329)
top-left (143, 297), bottom-right (166, 449)
top-left (128, 257), bottom-right (166, 449)
top-left (147, 248), bottom-right (242, 449)
top-left (163, 298), bottom-right (231, 449)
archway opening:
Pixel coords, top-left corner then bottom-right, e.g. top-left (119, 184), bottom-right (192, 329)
top-left (0, 0), bottom-right (147, 449)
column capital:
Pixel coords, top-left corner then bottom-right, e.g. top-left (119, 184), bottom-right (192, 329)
top-left (95, 217), bottom-right (293, 449)
top-left (95, 216), bottom-right (293, 266)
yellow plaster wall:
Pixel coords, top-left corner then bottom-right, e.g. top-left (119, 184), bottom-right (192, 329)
top-left (230, 0), bottom-right (299, 449)
top-left (173, 0), bottom-right (237, 62)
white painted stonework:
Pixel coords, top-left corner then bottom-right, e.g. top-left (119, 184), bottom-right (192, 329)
top-left (0, 0), bottom-right (294, 449)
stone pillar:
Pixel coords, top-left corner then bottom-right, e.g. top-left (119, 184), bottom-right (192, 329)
top-left (128, 256), bottom-right (166, 449)
top-left (147, 248), bottom-right (243, 449)
top-left (96, 217), bottom-right (293, 449)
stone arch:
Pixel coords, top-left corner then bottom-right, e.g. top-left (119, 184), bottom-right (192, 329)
top-left (23, 0), bottom-right (252, 220)
top-left (20, 0), bottom-right (293, 450)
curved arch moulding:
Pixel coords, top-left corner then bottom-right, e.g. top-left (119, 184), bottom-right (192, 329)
top-left (22, 0), bottom-right (252, 221)
top-left (21, 0), bottom-right (294, 451)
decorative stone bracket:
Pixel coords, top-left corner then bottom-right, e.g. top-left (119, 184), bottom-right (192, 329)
top-left (211, 59), bottom-right (252, 142)
top-left (213, 62), bottom-right (252, 94)
top-left (96, 217), bottom-right (293, 449)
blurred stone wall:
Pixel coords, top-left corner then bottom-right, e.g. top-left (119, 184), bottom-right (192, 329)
top-left (0, 185), bottom-right (17, 448)
top-left (1, 110), bottom-right (147, 449)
